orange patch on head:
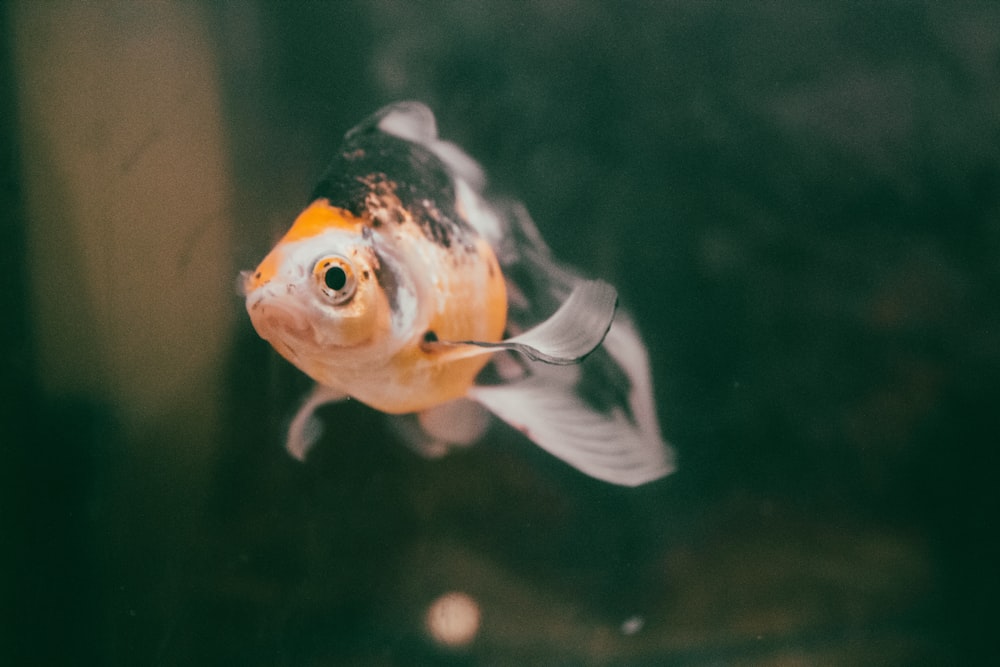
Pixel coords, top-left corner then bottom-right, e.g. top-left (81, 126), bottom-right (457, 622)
top-left (245, 200), bottom-right (364, 293)
top-left (282, 199), bottom-right (363, 243)
top-left (244, 253), bottom-right (280, 292)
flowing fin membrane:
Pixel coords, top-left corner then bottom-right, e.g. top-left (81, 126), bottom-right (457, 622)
top-left (428, 279), bottom-right (617, 364)
top-left (389, 399), bottom-right (492, 459)
top-left (469, 364), bottom-right (672, 487)
top-left (286, 385), bottom-right (346, 461)
top-left (374, 101), bottom-right (488, 191)
top-left (469, 311), bottom-right (675, 487)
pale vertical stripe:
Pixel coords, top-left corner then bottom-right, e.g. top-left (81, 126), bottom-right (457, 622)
top-left (11, 1), bottom-right (234, 455)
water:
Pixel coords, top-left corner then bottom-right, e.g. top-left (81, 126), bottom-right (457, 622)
top-left (4, 2), bottom-right (997, 664)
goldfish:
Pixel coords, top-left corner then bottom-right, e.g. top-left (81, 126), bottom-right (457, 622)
top-left (243, 102), bottom-right (674, 486)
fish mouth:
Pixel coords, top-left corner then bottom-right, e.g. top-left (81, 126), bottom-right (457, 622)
top-left (247, 295), bottom-right (313, 341)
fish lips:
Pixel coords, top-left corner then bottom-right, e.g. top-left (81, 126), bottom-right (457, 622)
top-left (246, 290), bottom-right (315, 346)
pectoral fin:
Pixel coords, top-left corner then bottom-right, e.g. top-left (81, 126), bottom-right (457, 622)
top-left (285, 384), bottom-right (346, 461)
top-left (430, 280), bottom-right (618, 364)
top-left (469, 375), bottom-right (673, 487)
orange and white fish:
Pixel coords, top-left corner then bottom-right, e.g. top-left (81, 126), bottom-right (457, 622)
top-left (243, 102), bottom-right (674, 486)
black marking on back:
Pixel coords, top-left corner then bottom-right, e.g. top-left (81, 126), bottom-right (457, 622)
top-left (311, 125), bottom-right (476, 252)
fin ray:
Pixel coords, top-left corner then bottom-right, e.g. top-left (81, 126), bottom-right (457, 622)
top-left (469, 373), bottom-right (672, 487)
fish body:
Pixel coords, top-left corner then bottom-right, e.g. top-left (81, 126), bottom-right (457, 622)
top-left (244, 102), bottom-right (674, 486)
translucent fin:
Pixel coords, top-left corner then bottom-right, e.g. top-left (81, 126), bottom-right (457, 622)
top-left (432, 280), bottom-right (618, 365)
top-left (469, 373), bottom-right (672, 487)
top-left (599, 313), bottom-right (670, 463)
top-left (418, 399), bottom-right (491, 446)
top-left (374, 101), bottom-right (439, 143)
top-left (286, 384), bottom-right (346, 461)
top-left (388, 399), bottom-right (491, 459)
top-left (375, 101), bottom-right (486, 188)
top-left (387, 413), bottom-right (450, 459)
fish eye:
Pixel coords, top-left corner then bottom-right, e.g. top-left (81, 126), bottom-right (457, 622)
top-left (313, 255), bottom-right (357, 305)
top-left (325, 265), bottom-right (347, 290)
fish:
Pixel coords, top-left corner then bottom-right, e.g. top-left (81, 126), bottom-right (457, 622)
top-left (242, 101), bottom-right (674, 486)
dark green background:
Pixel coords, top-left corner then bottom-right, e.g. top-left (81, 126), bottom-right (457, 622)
top-left (4, 2), bottom-right (997, 664)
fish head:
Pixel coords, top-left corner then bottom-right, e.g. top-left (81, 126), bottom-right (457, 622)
top-left (243, 201), bottom-right (411, 382)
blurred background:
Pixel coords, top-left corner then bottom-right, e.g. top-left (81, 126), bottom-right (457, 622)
top-left (3, 2), bottom-right (998, 664)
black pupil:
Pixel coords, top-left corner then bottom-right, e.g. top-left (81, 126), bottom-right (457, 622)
top-left (325, 265), bottom-right (348, 291)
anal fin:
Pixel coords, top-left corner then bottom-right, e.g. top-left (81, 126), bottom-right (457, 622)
top-left (389, 399), bottom-right (491, 459)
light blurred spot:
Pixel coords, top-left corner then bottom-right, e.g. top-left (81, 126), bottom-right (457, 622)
top-left (620, 614), bottom-right (644, 636)
top-left (425, 591), bottom-right (481, 648)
